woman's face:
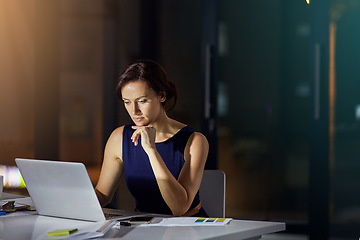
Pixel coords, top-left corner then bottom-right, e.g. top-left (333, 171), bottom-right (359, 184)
top-left (121, 80), bottom-right (164, 126)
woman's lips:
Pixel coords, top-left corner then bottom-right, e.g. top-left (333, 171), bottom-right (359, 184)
top-left (133, 117), bottom-right (144, 122)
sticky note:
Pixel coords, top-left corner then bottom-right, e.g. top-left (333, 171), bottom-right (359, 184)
top-left (216, 218), bottom-right (226, 222)
top-left (47, 228), bottom-right (78, 237)
top-left (195, 218), bottom-right (206, 223)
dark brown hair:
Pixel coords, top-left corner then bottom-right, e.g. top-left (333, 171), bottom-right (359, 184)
top-left (116, 59), bottom-right (177, 111)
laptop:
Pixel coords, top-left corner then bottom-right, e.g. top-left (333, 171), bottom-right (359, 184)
top-left (15, 158), bottom-right (140, 222)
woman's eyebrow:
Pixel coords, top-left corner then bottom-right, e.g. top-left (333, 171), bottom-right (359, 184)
top-left (122, 95), bottom-right (148, 101)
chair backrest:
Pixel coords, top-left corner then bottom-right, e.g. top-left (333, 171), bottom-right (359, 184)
top-left (199, 169), bottom-right (226, 218)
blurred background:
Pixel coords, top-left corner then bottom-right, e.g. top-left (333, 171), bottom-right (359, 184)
top-left (1, 0), bottom-right (360, 239)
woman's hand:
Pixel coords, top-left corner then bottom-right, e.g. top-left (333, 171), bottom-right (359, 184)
top-left (131, 125), bottom-right (156, 151)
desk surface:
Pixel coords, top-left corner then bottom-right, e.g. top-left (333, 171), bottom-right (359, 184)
top-left (0, 215), bottom-right (285, 240)
top-left (0, 193), bottom-right (285, 240)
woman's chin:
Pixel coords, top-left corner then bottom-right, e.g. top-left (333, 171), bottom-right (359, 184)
top-left (133, 121), bottom-right (147, 126)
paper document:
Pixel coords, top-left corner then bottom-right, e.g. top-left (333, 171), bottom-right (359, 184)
top-left (144, 217), bottom-right (232, 227)
top-left (0, 211), bottom-right (33, 218)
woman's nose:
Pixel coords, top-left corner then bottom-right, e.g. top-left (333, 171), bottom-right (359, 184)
top-left (132, 103), bottom-right (140, 114)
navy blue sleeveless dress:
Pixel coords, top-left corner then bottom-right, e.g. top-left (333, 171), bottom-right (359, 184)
top-left (122, 125), bottom-right (207, 217)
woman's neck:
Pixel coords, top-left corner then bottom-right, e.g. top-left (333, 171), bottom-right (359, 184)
top-left (152, 113), bottom-right (185, 142)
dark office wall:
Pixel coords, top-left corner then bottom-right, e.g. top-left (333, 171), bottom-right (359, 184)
top-left (218, 0), bottom-right (282, 138)
top-left (159, 1), bottom-right (203, 130)
top-left (34, 0), bottom-right (60, 160)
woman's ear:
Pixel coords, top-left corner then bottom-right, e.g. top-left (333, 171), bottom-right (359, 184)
top-left (159, 91), bottom-right (166, 103)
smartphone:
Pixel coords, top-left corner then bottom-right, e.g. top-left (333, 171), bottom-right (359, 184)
top-left (128, 216), bottom-right (154, 224)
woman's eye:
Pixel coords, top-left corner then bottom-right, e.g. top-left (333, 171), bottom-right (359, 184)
top-left (123, 101), bottom-right (130, 105)
top-left (138, 99), bottom-right (147, 104)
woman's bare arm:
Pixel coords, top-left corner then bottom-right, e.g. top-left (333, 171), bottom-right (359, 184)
top-left (132, 126), bottom-right (209, 216)
top-left (95, 126), bottom-right (124, 207)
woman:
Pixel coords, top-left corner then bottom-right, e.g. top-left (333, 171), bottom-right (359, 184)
top-left (95, 59), bottom-right (209, 217)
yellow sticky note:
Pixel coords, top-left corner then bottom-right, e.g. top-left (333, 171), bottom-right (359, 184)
top-left (47, 228), bottom-right (78, 237)
top-left (216, 218), bottom-right (226, 222)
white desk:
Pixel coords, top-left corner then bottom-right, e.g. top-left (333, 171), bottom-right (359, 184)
top-left (0, 215), bottom-right (285, 240)
top-left (0, 193), bottom-right (285, 240)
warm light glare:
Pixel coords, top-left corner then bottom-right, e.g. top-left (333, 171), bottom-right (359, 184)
top-left (0, 165), bottom-right (26, 188)
top-left (306, 0), bottom-right (310, 4)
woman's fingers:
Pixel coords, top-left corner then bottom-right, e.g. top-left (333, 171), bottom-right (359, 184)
top-left (131, 129), bottom-right (141, 146)
top-left (131, 126), bottom-right (155, 147)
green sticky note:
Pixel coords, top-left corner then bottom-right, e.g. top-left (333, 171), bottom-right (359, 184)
top-left (47, 228), bottom-right (78, 237)
top-left (195, 218), bottom-right (206, 223)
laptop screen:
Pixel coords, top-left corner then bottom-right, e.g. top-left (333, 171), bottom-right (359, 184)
top-left (15, 158), bottom-right (105, 222)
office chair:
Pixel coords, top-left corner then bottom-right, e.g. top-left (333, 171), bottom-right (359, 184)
top-left (199, 169), bottom-right (226, 218)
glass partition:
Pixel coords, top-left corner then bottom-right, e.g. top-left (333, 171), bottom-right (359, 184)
top-left (217, 0), bottom-right (310, 224)
top-left (217, 0), bottom-right (360, 238)
top-left (330, 0), bottom-right (360, 237)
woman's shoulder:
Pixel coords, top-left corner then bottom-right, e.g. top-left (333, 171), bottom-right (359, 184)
top-left (174, 123), bottom-right (208, 146)
top-left (173, 122), bottom-right (204, 138)
top-left (103, 126), bottom-right (125, 158)
top-left (183, 130), bottom-right (209, 162)
top-left (189, 131), bottom-right (208, 145)
top-left (107, 125), bottom-right (127, 143)
top-left (112, 125), bottom-right (125, 135)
